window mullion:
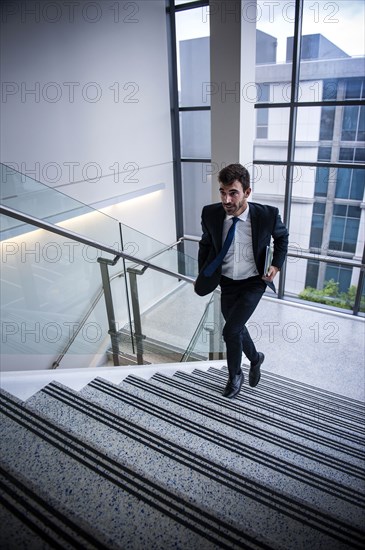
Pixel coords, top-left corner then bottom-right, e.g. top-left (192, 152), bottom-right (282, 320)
top-left (279, 0), bottom-right (304, 298)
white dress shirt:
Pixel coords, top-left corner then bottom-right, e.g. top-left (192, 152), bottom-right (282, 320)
top-left (221, 204), bottom-right (259, 280)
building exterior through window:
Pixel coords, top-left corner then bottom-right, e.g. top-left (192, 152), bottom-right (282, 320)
top-left (175, 1), bottom-right (364, 314)
top-left (254, 32), bottom-right (364, 299)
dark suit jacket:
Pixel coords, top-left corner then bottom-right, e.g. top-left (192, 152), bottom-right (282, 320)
top-left (195, 202), bottom-right (289, 296)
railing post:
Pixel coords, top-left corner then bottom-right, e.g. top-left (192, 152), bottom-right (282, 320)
top-left (98, 257), bottom-right (120, 366)
top-left (206, 292), bottom-right (225, 361)
top-left (207, 327), bottom-right (215, 361)
top-left (128, 268), bottom-right (144, 365)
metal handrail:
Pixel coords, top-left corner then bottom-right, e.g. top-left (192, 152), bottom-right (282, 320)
top-left (182, 236), bottom-right (365, 315)
top-left (2, 203), bottom-right (364, 285)
top-left (2, 203), bottom-right (364, 289)
top-left (0, 205), bottom-right (195, 284)
top-left (182, 236), bottom-right (365, 270)
top-left (286, 248), bottom-right (364, 270)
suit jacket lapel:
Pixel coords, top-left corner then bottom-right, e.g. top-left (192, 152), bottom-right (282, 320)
top-left (214, 206), bottom-right (226, 250)
top-left (249, 203), bottom-right (259, 261)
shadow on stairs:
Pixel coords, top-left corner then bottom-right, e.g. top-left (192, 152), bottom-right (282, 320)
top-left (1, 366), bottom-right (364, 549)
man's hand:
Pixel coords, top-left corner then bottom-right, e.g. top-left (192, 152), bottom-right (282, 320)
top-left (262, 265), bottom-right (279, 282)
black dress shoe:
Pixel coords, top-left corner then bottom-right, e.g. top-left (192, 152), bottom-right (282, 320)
top-left (222, 371), bottom-right (244, 398)
top-left (222, 378), bottom-right (233, 397)
top-left (249, 352), bottom-right (265, 387)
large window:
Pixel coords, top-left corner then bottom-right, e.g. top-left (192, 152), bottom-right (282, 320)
top-left (254, 0), bottom-right (365, 313)
top-left (169, 0), bottom-right (365, 314)
top-left (173, 1), bottom-right (210, 246)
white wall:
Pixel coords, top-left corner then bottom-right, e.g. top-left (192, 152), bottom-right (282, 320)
top-left (1, 0), bottom-right (176, 243)
top-left (0, 0), bottom-right (183, 371)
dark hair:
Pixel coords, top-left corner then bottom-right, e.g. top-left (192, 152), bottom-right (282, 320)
top-left (218, 163), bottom-right (250, 192)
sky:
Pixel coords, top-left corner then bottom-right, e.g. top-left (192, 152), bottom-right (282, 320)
top-left (175, 1), bottom-right (365, 62)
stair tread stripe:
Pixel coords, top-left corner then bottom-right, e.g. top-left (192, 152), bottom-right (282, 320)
top-left (0, 495), bottom-right (66, 550)
top-left (156, 374), bottom-right (364, 457)
top-left (0, 467), bottom-right (107, 550)
top-left (2, 384), bottom-right (364, 543)
top-left (176, 370), bottom-right (364, 442)
top-left (210, 367), bottom-right (365, 419)
top-left (52, 380), bottom-right (361, 502)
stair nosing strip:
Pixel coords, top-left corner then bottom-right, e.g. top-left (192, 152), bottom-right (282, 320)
top-left (0, 467), bottom-right (106, 550)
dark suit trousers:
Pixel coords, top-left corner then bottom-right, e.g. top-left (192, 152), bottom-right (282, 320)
top-left (220, 275), bottom-right (266, 378)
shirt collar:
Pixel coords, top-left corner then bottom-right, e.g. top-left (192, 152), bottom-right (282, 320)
top-left (225, 203), bottom-right (250, 222)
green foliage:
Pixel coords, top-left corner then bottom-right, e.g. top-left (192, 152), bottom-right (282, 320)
top-left (299, 279), bottom-right (365, 312)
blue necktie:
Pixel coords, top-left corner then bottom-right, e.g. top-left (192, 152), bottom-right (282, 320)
top-left (203, 217), bottom-right (239, 277)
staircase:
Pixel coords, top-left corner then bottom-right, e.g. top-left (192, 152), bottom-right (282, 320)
top-left (1, 364), bottom-right (364, 549)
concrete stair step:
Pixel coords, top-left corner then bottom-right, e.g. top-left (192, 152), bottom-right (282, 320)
top-left (1, 366), bottom-right (364, 550)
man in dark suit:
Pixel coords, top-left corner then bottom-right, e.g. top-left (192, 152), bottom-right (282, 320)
top-left (195, 163), bottom-right (289, 399)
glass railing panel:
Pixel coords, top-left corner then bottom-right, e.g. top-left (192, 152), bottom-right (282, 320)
top-left (0, 160), bottom-right (226, 368)
top-left (1, 161), bottom-right (199, 278)
top-left (120, 222), bottom-right (175, 263)
top-left (120, 263), bottom-right (216, 364)
top-left (120, 221), bottom-right (198, 278)
top-left (182, 290), bottom-right (225, 362)
top-left (181, 293), bottom-right (214, 363)
top-left (143, 245), bottom-right (198, 279)
top-left (0, 213), bottom-right (119, 371)
top-left (52, 297), bottom-right (110, 369)
top-left (1, 162), bottom-right (122, 254)
top-left (109, 221), bottom-right (204, 363)
top-left (53, 289), bottom-right (127, 369)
